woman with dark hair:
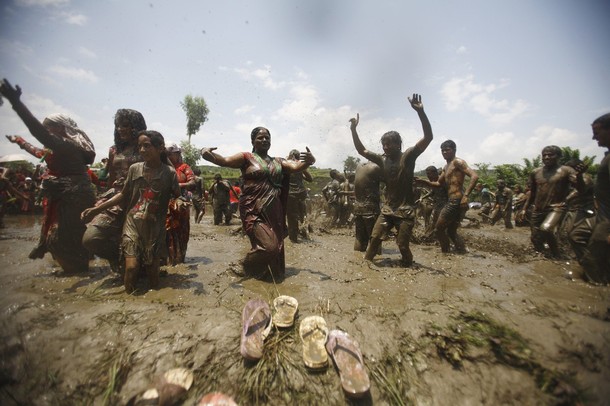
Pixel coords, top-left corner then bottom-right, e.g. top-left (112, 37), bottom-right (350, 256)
top-left (165, 142), bottom-right (196, 265)
top-left (82, 109), bottom-right (147, 272)
top-left (82, 131), bottom-right (180, 293)
top-left (1, 78), bottom-right (96, 273)
top-left (200, 127), bottom-right (315, 279)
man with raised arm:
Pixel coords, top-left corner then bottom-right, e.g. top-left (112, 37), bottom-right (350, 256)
top-left (349, 93), bottom-right (433, 266)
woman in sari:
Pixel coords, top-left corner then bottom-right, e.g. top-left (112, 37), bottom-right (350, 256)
top-left (1, 78), bottom-right (96, 273)
top-left (82, 109), bottom-right (146, 272)
top-left (165, 143), bottom-right (195, 265)
top-left (200, 127), bottom-right (315, 279)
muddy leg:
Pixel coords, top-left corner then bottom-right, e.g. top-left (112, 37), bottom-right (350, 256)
top-left (124, 257), bottom-right (138, 294)
top-left (146, 258), bottom-right (160, 290)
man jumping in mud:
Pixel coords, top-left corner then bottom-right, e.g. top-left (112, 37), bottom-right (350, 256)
top-left (522, 145), bottom-right (585, 258)
top-left (349, 93), bottom-right (433, 266)
top-left (418, 140), bottom-right (478, 253)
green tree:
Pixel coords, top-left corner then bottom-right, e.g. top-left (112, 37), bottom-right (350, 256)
top-left (180, 95), bottom-right (209, 144)
top-left (179, 140), bottom-right (201, 169)
top-left (343, 156), bottom-right (360, 173)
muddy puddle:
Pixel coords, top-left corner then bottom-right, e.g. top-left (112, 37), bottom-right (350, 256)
top-left (0, 213), bottom-right (608, 405)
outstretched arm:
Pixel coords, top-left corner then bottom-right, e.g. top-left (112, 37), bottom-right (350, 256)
top-left (200, 147), bottom-right (245, 169)
top-left (408, 94), bottom-right (433, 153)
top-left (349, 114), bottom-right (382, 166)
top-left (282, 147), bottom-right (316, 173)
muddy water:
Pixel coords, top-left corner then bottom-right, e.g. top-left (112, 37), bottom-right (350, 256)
top-left (0, 213), bottom-right (609, 405)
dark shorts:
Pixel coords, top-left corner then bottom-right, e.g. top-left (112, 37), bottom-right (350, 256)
top-left (438, 198), bottom-right (462, 224)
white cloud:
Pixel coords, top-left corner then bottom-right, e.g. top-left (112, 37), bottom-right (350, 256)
top-left (78, 46), bottom-right (97, 59)
top-left (15, 0), bottom-right (69, 6)
top-left (48, 65), bottom-right (100, 83)
top-left (441, 75), bottom-right (529, 125)
top-left (234, 105), bottom-right (255, 115)
top-left (456, 45), bottom-right (467, 54)
top-left (233, 65), bottom-right (286, 90)
top-left (0, 39), bottom-right (33, 57)
top-left (60, 11), bottom-right (87, 25)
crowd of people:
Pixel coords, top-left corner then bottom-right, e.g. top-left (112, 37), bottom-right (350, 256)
top-left (1, 78), bottom-right (609, 290)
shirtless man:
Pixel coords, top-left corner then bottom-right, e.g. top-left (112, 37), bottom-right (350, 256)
top-left (522, 145), bottom-right (585, 258)
top-left (419, 140), bottom-right (478, 253)
top-left (349, 93), bottom-right (433, 266)
top-left (569, 114), bottom-right (610, 283)
top-left (353, 161), bottom-right (383, 252)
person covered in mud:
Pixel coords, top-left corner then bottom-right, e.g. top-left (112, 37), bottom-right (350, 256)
top-left (165, 143), bottom-right (196, 265)
top-left (322, 169), bottom-right (344, 227)
top-left (0, 167), bottom-right (28, 228)
top-left (419, 166), bottom-right (448, 238)
top-left (209, 173), bottom-right (232, 225)
top-left (490, 179), bottom-right (514, 229)
top-left (200, 127), bottom-right (316, 279)
top-left (286, 149), bottom-right (312, 242)
top-left (338, 172), bottom-right (355, 226)
top-left (564, 160), bottom-right (595, 262)
top-left (1, 78), bottom-right (96, 273)
top-left (191, 167), bottom-right (207, 224)
top-left (352, 161), bottom-right (383, 252)
top-left (570, 114), bottom-right (610, 284)
top-left (475, 183), bottom-right (494, 223)
top-left (521, 145), bottom-right (585, 259)
top-left (82, 131), bottom-right (180, 293)
top-left (418, 140), bottom-right (479, 254)
top-left (82, 109), bottom-right (147, 273)
top-left (349, 93), bottom-right (433, 266)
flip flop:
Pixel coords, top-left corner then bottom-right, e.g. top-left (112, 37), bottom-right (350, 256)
top-left (326, 330), bottom-right (370, 398)
top-left (273, 295), bottom-right (299, 328)
top-left (299, 316), bottom-right (329, 369)
top-left (198, 392), bottom-right (238, 405)
top-left (240, 298), bottom-right (272, 361)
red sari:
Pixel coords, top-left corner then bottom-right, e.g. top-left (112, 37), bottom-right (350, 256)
top-left (166, 162), bottom-right (194, 265)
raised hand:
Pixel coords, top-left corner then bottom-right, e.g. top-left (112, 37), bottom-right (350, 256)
top-left (200, 147), bottom-right (217, 159)
top-left (408, 93), bottom-right (423, 112)
top-left (0, 79), bottom-right (23, 104)
top-left (300, 146), bottom-right (316, 165)
top-left (5, 135), bottom-right (19, 143)
top-left (349, 113), bottom-right (360, 130)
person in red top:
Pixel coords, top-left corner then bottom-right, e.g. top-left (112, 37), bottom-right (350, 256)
top-left (229, 181), bottom-right (241, 217)
top-left (165, 143), bottom-right (196, 265)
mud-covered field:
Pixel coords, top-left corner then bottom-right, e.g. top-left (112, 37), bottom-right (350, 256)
top-left (0, 212), bottom-right (609, 405)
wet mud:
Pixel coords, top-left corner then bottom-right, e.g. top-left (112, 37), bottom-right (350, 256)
top-left (0, 213), bottom-right (608, 405)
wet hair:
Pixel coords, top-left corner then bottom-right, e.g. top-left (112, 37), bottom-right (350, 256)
top-left (137, 130), bottom-right (169, 165)
top-left (214, 173), bottom-right (222, 180)
top-left (440, 140), bottom-right (457, 150)
top-left (542, 145), bottom-right (562, 157)
top-left (329, 169), bottom-right (340, 179)
top-left (425, 165), bottom-right (438, 173)
top-left (592, 113), bottom-right (610, 129)
top-left (114, 109), bottom-right (147, 151)
top-left (380, 131), bottom-right (402, 148)
top-left (193, 167), bottom-right (201, 176)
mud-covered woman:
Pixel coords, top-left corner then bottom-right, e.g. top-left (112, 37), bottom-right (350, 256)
top-left (165, 143), bottom-right (196, 265)
top-left (82, 131), bottom-right (180, 293)
top-left (82, 109), bottom-right (147, 272)
top-left (200, 127), bottom-right (315, 280)
top-left (1, 78), bottom-right (96, 273)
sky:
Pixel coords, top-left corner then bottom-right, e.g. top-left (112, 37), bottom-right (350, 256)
top-left (1, 0), bottom-right (609, 172)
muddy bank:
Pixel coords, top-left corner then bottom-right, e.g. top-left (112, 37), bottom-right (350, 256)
top-left (0, 213), bottom-right (609, 405)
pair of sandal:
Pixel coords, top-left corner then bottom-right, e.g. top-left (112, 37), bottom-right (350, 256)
top-left (240, 295), bottom-right (299, 361)
top-left (299, 316), bottom-right (370, 398)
